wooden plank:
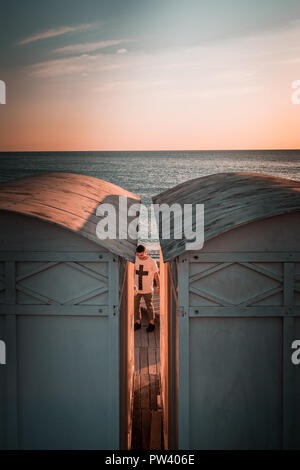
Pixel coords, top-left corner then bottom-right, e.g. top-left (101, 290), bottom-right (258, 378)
top-left (157, 395), bottom-right (162, 410)
top-left (156, 348), bottom-right (160, 375)
top-left (156, 375), bottom-right (161, 403)
top-left (133, 373), bottom-right (141, 409)
top-left (134, 328), bottom-right (142, 348)
top-left (131, 408), bottom-right (142, 450)
top-left (16, 261), bottom-right (60, 282)
top-left (64, 261), bottom-right (109, 283)
top-left (140, 328), bottom-right (149, 347)
top-left (148, 348), bottom-right (157, 375)
top-left (240, 262), bottom-right (283, 282)
top-left (189, 262), bottom-right (234, 283)
top-left (140, 374), bottom-right (150, 409)
top-left (141, 409), bottom-right (151, 449)
top-left (150, 411), bottom-right (162, 450)
top-left (187, 252), bottom-right (300, 263)
top-left (140, 347), bottom-right (149, 374)
top-left (134, 347), bottom-right (140, 372)
top-left (0, 191), bottom-right (108, 227)
top-left (190, 285), bottom-right (231, 306)
top-left (238, 286), bottom-right (283, 307)
top-left (16, 284), bottom-right (61, 305)
top-left (64, 285), bottom-right (108, 305)
top-left (0, 305), bottom-right (109, 316)
top-left (0, 189), bottom-right (140, 229)
top-left (284, 263), bottom-right (294, 306)
top-left (149, 374), bottom-right (158, 410)
top-left (148, 328), bottom-right (156, 347)
top-left (0, 251), bottom-right (110, 262)
top-left (5, 262), bottom-right (16, 305)
top-left (188, 306), bottom-right (300, 317)
top-left (154, 325), bottom-right (160, 347)
top-left (0, 172), bottom-right (140, 202)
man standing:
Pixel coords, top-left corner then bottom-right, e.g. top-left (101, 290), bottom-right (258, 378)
top-left (134, 245), bottom-right (160, 332)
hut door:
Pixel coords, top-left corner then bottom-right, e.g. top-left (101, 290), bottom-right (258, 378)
top-left (2, 251), bottom-right (119, 449)
top-left (177, 253), bottom-right (287, 450)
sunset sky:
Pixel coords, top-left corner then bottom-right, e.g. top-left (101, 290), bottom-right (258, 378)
top-left (1, 0), bottom-right (300, 150)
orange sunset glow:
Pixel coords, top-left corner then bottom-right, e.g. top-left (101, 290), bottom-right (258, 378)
top-left (1, 1), bottom-right (300, 150)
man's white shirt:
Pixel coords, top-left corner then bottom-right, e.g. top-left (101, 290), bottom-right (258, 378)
top-left (134, 256), bottom-right (158, 294)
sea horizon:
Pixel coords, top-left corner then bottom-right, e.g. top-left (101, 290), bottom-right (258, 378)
top-left (1, 148), bottom-right (299, 153)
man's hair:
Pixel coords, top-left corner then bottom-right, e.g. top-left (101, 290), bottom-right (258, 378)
top-left (136, 244), bottom-right (146, 253)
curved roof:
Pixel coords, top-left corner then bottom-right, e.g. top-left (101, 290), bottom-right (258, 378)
top-left (152, 172), bottom-right (300, 261)
top-left (0, 173), bottom-right (141, 262)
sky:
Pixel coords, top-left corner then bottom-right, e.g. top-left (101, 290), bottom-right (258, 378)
top-left (0, 0), bottom-right (300, 151)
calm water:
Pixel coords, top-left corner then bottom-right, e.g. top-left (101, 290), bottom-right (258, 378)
top-left (0, 150), bottom-right (299, 245)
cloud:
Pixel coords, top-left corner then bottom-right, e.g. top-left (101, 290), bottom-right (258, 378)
top-left (28, 53), bottom-right (121, 77)
top-left (190, 86), bottom-right (263, 99)
top-left (94, 79), bottom-right (170, 93)
top-left (16, 24), bottom-right (95, 46)
top-left (24, 16), bottom-right (300, 102)
top-left (117, 48), bottom-right (128, 55)
top-left (53, 39), bottom-right (135, 54)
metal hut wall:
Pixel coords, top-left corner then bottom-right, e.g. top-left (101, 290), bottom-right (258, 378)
top-left (0, 173), bottom-right (140, 450)
top-left (154, 172), bottom-right (300, 450)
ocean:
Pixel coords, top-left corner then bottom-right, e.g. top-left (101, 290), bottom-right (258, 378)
top-left (0, 150), bottom-right (299, 246)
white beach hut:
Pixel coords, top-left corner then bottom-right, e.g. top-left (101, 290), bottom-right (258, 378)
top-left (0, 173), bottom-right (140, 450)
top-left (154, 172), bottom-right (300, 450)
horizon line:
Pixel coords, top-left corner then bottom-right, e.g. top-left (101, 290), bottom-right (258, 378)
top-left (0, 147), bottom-right (300, 153)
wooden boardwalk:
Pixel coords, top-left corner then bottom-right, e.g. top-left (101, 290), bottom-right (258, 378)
top-left (131, 293), bottom-right (163, 450)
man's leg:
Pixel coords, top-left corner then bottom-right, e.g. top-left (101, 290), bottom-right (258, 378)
top-left (134, 293), bottom-right (142, 325)
top-left (143, 293), bottom-right (155, 326)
